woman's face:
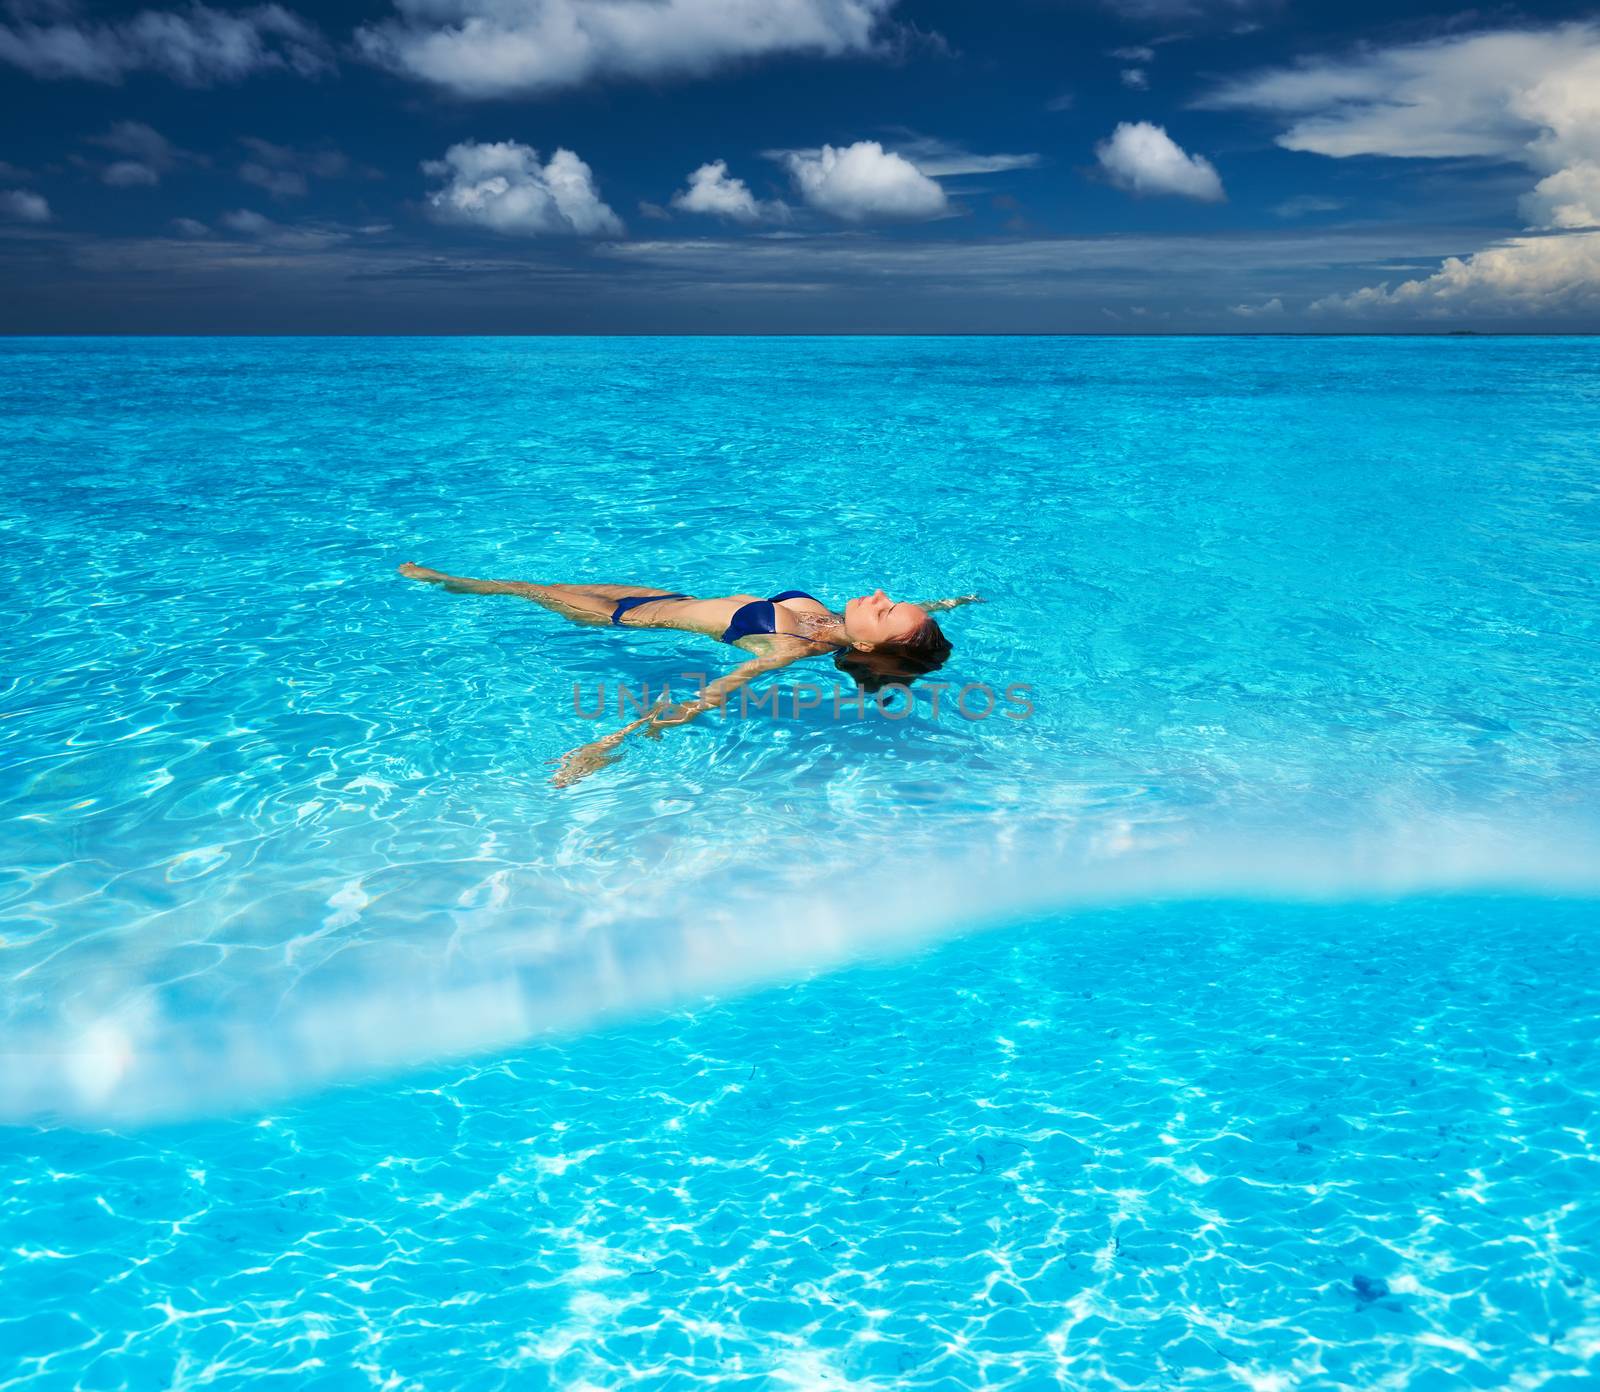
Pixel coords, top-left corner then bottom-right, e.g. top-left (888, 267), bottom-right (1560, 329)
top-left (843, 590), bottom-right (926, 647)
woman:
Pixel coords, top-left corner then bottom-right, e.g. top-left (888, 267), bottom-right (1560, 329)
top-left (397, 563), bottom-right (982, 785)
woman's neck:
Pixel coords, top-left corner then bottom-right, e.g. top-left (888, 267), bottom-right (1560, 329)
top-left (794, 612), bottom-right (849, 646)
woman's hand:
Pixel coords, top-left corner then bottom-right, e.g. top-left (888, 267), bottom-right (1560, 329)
top-left (553, 651), bottom-right (802, 786)
top-left (551, 739), bottom-right (624, 788)
top-left (551, 701), bottom-right (667, 786)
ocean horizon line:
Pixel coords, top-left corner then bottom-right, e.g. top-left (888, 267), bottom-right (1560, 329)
top-left (4, 329), bottom-right (1599, 339)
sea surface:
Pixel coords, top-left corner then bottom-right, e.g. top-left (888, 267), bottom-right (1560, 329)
top-left (2, 336), bottom-right (1598, 1388)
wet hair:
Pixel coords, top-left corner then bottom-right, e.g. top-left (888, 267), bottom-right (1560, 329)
top-left (833, 615), bottom-right (953, 694)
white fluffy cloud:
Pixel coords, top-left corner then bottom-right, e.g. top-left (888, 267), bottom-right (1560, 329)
top-left (0, 188), bottom-right (50, 223)
top-left (671, 161), bottom-right (786, 224)
top-left (1204, 27), bottom-right (1600, 170)
top-left (423, 141), bottom-right (623, 237)
top-left (1095, 122), bottom-right (1225, 202)
top-left (1205, 25), bottom-right (1600, 313)
top-left (0, 3), bottom-right (329, 84)
top-left (1522, 164), bottom-right (1600, 232)
top-left (781, 141), bottom-right (947, 222)
top-left (1204, 26), bottom-right (1600, 226)
top-left (358, 0), bottom-right (895, 98)
top-left (1230, 297), bottom-right (1283, 317)
top-left (1313, 233), bottom-right (1600, 317)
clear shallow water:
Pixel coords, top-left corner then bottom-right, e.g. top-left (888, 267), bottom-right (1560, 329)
top-left (2, 337), bottom-right (1599, 1384)
top-left (5, 899), bottom-right (1600, 1389)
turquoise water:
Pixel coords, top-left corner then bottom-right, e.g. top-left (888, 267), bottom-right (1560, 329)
top-left (3, 337), bottom-right (1599, 1386)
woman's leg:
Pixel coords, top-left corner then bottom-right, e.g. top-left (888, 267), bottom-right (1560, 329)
top-left (397, 563), bottom-right (537, 597)
top-left (397, 564), bottom-right (679, 625)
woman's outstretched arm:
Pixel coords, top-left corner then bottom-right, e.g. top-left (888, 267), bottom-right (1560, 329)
top-left (552, 646), bottom-right (814, 787)
top-left (916, 594), bottom-right (985, 614)
top-left (549, 705), bottom-right (666, 788)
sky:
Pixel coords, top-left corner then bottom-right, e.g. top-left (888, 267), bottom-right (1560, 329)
top-left (3, 0), bottom-right (1600, 332)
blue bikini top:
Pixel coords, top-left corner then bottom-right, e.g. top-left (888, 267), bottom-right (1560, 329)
top-left (722, 590), bottom-right (824, 645)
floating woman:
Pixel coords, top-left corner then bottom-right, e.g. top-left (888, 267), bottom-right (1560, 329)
top-left (397, 563), bottom-right (982, 786)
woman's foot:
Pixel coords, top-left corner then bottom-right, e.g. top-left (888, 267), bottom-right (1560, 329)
top-left (398, 562), bottom-right (448, 582)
